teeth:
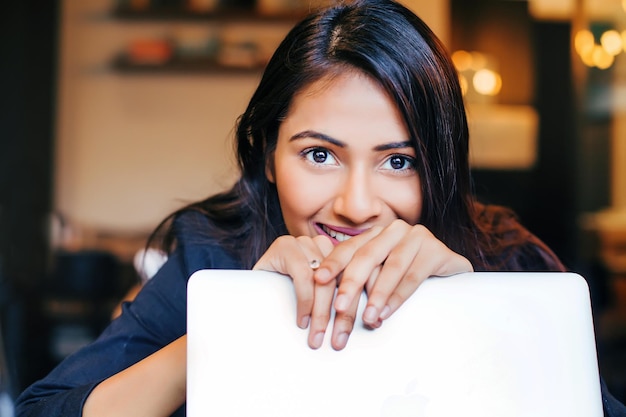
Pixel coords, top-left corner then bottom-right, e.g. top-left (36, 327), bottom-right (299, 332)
top-left (322, 225), bottom-right (351, 242)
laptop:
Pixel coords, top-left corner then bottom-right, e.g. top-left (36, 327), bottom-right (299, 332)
top-left (187, 270), bottom-right (604, 417)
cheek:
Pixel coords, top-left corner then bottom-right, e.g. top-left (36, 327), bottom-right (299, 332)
top-left (274, 165), bottom-right (328, 234)
top-left (383, 178), bottom-right (422, 224)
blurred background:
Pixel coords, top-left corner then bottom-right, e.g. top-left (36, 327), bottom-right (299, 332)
top-left (2, 0), bottom-right (626, 409)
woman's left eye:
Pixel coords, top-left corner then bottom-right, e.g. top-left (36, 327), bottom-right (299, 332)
top-left (382, 155), bottom-right (415, 171)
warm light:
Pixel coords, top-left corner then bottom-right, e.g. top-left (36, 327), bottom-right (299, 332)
top-left (601, 30), bottom-right (623, 56)
top-left (452, 50), bottom-right (501, 101)
top-left (473, 69), bottom-right (502, 96)
top-left (575, 30), bottom-right (595, 56)
top-left (580, 46), bottom-right (596, 67)
top-left (623, 0), bottom-right (626, 13)
top-left (592, 45), bottom-right (615, 69)
top-left (470, 52), bottom-right (488, 71)
top-left (575, 29), bottom-right (618, 68)
top-left (451, 50), bottom-right (473, 72)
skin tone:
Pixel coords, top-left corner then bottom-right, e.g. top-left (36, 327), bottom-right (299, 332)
top-left (83, 335), bottom-right (187, 417)
top-left (255, 71), bottom-right (473, 350)
top-left (82, 70), bottom-right (472, 417)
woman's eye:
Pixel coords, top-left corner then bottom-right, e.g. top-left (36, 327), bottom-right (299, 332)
top-left (303, 148), bottom-right (337, 165)
top-left (383, 155), bottom-right (415, 171)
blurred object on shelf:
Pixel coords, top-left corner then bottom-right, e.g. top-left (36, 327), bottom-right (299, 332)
top-left (217, 41), bottom-right (259, 68)
top-left (186, 0), bottom-right (219, 12)
top-left (257, 0), bottom-right (333, 16)
top-left (175, 26), bottom-right (219, 58)
top-left (126, 38), bottom-right (174, 65)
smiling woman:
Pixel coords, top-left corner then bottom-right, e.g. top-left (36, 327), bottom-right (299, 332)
top-left (14, 1), bottom-right (626, 417)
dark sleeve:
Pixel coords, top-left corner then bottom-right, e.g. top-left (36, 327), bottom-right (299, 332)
top-left (602, 377), bottom-right (626, 416)
top-left (15, 212), bottom-right (241, 417)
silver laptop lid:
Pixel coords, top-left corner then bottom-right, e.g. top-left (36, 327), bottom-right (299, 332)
top-left (187, 270), bottom-right (603, 417)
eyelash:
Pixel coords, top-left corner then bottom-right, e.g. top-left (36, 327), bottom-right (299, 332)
top-left (300, 147), bottom-right (416, 173)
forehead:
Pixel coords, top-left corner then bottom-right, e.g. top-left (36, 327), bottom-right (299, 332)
top-left (282, 72), bottom-right (408, 141)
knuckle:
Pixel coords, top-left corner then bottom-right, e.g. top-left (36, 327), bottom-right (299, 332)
top-left (410, 223), bottom-right (430, 237)
top-left (296, 293), bottom-right (314, 309)
top-left (390, 218), bottom-right (409, 231)
top-left (380, 254), bottom-right (403, 271)
top-left (351, 243), bottom-right (379, 263)
top-left (337, 313), bottom-right (356, 327)
top-left (404, 269), bottom-right (425, 285)
top-left (313, 235), bottom-right (334, 254)
top-left (312, 311), bottom-right (331, 324)
top-left (295, 235), bottom-right (312, 244)
top-left (275, 234), bottom-right (297, 248)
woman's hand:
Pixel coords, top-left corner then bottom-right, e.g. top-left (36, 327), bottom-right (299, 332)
top-left (253, 235), bottom-right (336, 349)
top-left (314, 219), bottom-right (473, 349)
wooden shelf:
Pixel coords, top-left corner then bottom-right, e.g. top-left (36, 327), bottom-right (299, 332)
top-left (111, 6), bottom-right (303, 23)
top-left (108, 5), bottom-right (292, 75)
top-left (111, 54), bottom-right (265, 74)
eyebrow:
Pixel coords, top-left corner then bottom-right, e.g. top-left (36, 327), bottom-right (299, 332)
top-left (289, 130), bottom-right (413, 152)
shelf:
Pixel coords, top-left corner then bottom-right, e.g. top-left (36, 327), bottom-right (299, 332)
top-left (111, 6), bottom-right (304, 23)
top-left (111, 54), bottom-right (265, 74)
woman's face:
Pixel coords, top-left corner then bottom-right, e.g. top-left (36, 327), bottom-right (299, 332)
top-left (267, 72), bottom-right (422, 244)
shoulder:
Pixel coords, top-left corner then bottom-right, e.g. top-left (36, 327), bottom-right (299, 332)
top-left (166, 210), bottom-right (239, 268)
top-left (473, 203), bottom-right (566, 272)
top-left (169, 210), bottom-right (243, 275)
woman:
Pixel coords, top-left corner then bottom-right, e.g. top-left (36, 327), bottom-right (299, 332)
top-left (15, 1), bottom-right (625, 416)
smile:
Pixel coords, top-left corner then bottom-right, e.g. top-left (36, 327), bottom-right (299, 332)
top-left (320, 224), bottom-right (353, 242)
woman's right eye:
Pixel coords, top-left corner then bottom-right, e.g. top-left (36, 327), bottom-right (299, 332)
top-left (303, 148), bottom-right (338, 165)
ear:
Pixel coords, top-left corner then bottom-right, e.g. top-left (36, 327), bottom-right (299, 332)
top-left (265, 152), bottom-right (276, 184)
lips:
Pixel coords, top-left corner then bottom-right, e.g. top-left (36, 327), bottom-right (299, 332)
top-left (318, 223), bottom-right (363, 242)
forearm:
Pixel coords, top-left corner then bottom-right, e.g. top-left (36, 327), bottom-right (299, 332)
top-left (83, 335), bottom-right (187, 417)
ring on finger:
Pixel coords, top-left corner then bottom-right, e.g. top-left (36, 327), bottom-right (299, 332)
top-left (309, 259), bottom-right (321, 270)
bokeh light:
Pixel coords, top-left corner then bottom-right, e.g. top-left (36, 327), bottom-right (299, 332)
top-left (473, 69), bottom-right (502, 96)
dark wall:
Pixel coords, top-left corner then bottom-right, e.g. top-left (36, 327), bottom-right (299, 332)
top-left (0, 0), bottom-right (60, 394)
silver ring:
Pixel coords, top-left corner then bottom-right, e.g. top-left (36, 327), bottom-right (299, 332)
top-left (309, 259), bottom-right (321, 270)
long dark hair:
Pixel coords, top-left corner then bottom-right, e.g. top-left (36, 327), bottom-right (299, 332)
top-left (150, 0), bottom-right (562, 272)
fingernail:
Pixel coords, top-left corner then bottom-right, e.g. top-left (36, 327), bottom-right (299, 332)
top-left (335, 332), bottom-right (349, 350)
top-left (363, 306), bottom-right (378, 324)
top-left (299, 315), bottom-right (310, 329)
top-left (380, 305), bottom-right (391, 320)
top-left (314, 267), bottom-right (331, 282)
top-left (312, 332), bottom-right (325, 349)
top-left (335, 294), bottom-right (348, 311)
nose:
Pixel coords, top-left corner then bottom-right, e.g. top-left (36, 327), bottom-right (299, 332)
top-left (332, 167), bottom-right (382, 225)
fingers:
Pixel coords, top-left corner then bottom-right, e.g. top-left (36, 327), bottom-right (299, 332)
top-left (307, 278), bottom-right (335, 349)
top-left (253, 235), bottom-right (333, 331)
top-left (255, 222), bottom-right (474, 351)
top-left (313, 226), bottom-right (383, 285)
top-left (365, 225), bottom-right (473, 324)
top-left (331, 221), bottom-right (407, 316)
top-left (316, 220), bottom-right (474, 329)
top-left (331, 289), bottom-right (361, 350)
